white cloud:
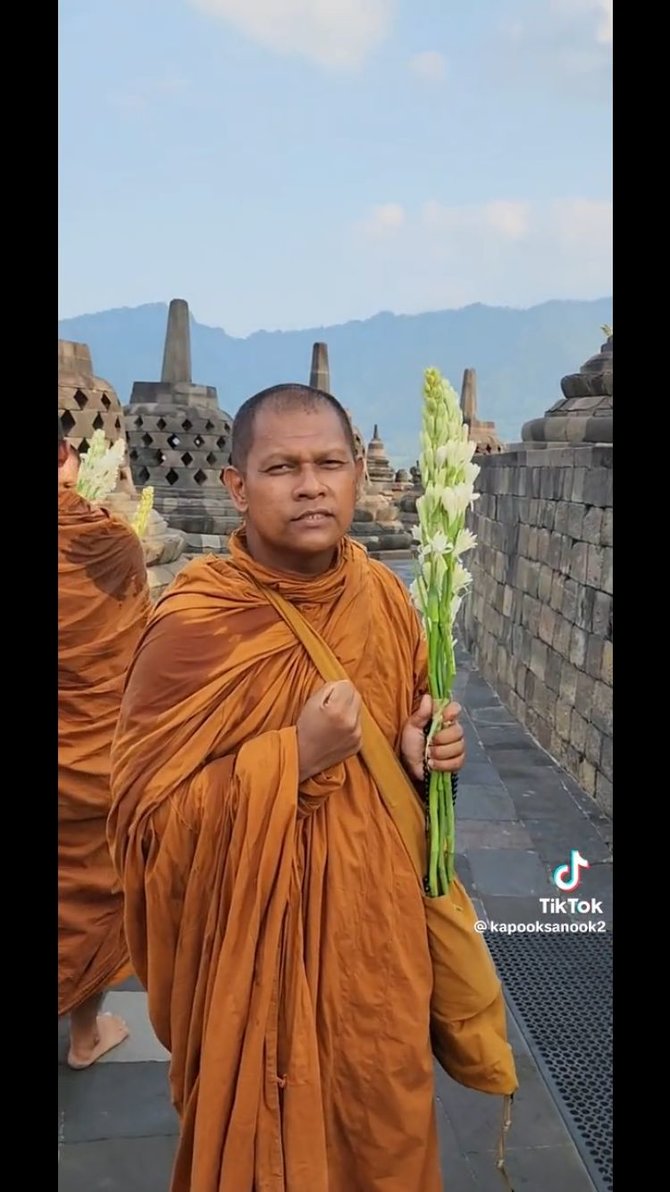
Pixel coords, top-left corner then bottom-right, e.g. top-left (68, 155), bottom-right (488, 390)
top-left (483, 201), bottom-right (531, 241)
top-left (354, 198), bottom-right (612, 311)
top-left (420, 200), bottom-right (531, 242)
top-left (408, 51), bottom-right (447, 84)
top-left (188, 0), bottom-right (394, 69)
top-left (357, 203), bottom-right (406, 238)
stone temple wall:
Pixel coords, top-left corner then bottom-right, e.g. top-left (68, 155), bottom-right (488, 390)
top-left (457, 445), bottom-right (613, 814)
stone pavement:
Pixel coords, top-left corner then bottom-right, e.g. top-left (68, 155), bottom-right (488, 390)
top-left (58, 642), bottom-right (613, 1192)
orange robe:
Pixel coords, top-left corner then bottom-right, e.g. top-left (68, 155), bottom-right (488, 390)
top-left (58, 487), bottom-right (151, 1016)
top-left (109, 529), bottom-right (515, 1191)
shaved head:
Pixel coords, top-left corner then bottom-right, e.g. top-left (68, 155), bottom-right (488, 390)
top-left (230, 384), bottom-right (357, 472)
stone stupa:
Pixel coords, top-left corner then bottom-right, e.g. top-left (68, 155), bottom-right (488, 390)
top-left (521, 332), bottom-right (613, 445)
top-left (58, 339), bottom-right (187, 596)
top-left (460, 368), bottom-right (504, 454)
top-left (125, 299), bottom-right (239, 552)
top-left (307, 343), bottom-right (412, 556)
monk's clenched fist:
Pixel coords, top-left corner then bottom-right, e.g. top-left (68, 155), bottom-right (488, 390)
top-left (400, 695), bottom-right (465, 784)
top-left (297, 680), bottom-right (362, 783)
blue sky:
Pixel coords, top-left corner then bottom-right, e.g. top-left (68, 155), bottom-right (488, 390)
top-left (58, 0), bottom-right (612, 336)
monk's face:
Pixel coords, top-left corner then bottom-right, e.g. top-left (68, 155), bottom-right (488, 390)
top-left (225, 404), bottom-right (363, 575)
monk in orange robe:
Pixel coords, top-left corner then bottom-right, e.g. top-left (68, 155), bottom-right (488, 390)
top-left (109, 385), bottom-right (517, 1191)
top-left (58, 434), bottom-right (151, 1067)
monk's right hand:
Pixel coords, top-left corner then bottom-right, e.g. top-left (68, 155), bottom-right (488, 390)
top-left (296, 680), bottom-right (362, 783)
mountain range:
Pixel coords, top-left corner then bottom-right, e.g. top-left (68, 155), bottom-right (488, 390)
top-left (58, 297), bottom-right (613, 468)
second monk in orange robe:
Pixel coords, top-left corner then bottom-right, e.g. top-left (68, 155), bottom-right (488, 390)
top-left (59, 434), bottom-right (151, 1067)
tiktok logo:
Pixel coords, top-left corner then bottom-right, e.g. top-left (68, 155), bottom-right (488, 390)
top-left (552, 850), bottom-right (590, 892)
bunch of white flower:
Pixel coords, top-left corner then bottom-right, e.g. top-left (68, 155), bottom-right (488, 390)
top-left (75, 431), bottom-right (126, 504)
top-left (411, 367), bottom-right (480, 896)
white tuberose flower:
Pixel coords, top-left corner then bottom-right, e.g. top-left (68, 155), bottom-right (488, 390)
top-left (422, 529), bottom-right (452, 556)
top-left (452, 561), bottom-right (473, 594)
top-left (436, 440), bottom-right (477, 470)
top-left (462, 460), bottom-right (481, 486)
top-left (441, 483), bottom-right (479, 520)
top-left (454, 528), bottom-right (478, 556)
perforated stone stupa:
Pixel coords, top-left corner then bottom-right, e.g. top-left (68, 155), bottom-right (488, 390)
top-left (125, 299), bottom-right (238, 551)
top-left (58, 337), bottom-right (187, 596)
top-left (58, 340), bottom-right (133, 482)
top-left (59, 338), bottom-right (139, 497)
top-left (521, 333), bottom-right (613, 445)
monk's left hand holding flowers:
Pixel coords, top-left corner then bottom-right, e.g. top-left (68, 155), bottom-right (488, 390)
top-left (401, 695), bottom-right (466, 784)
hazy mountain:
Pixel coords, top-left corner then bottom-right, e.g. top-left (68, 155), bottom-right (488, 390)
top-left (58, 297), bottom-right (612, 468)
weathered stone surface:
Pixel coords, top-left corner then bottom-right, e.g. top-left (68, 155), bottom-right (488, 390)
top-left (554, 502), bottom-right (570, 534)
top-left (538, 563), bottom-right (553, 603)
top-left (550, 572), bottom-right (565, 613)
top-left (545, 649), bottom-right (562, 693)
top-left (569, 626), bottom-right (587, 669)
top-left (586, 543), bottom-right (603, 588)
top-left (568, 504), bottom-right (585, 541)
top-left (562, 578), bottom-right (579, 624)
top-left (570, 710), bottom-right (587, 753)
top-left (569, 541), bottom-right (588, 584)
top-left (556, 699), bottom-right (572, 740)
top-left (530, 639), bottom-right (548, 681)
top-left (586, 635), bottom-right (604, 679)
top-left (552, 615), bottom-right (572, 659)
top-left (601, 640), bottom-right (613, 685)
top-left (571, 467), bottom-right (586, 503)
top-left (602, 547), bottom-right (613, 595)
top-left (559, 660), bottom-right (579, 704)
top-left (575, 585), bottom-right (596, 631)
top-left (579, 759), bottom-right (597, 797)
top-left (583, 468), bottom-right (612, 508)
top-left (522, 595), bottom-right (542, 635)
top-left (456, 444), bottom-right (612, 812)
top-left (575, 673), bottom-right (595, 719)
top-left (529, 677), bottom-right (553, 719)
top-left (591, 681), bottom-right (613, 735)
top-left (547, 532), bottom-right (563, 571)
top-left (592, 591), bottom-right (612, 638)
top-left (539, 605), bottom-right (556, 647)
top-left (601, 735), bottom-right (613, 781)
top-left (585, 722), bottom-right (602, 767)
top-left (596, 773), bottom-right (613, 814)
top-left (582, 506), bottom-right (603, 544)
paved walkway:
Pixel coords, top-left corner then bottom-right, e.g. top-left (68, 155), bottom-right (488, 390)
top-left (58, 634), bottom-right (612, 1191)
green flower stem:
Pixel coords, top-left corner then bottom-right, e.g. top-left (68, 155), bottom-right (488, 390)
top-left (428, 769), bottom-right (440, 898)
top-left (437, 775), bottom-right (449, 895)
top-left (445, 771), bottom-right (455, 885)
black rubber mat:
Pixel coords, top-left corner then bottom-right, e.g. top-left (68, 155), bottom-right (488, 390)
top-left (486, 930), bottom-right (613, 1192)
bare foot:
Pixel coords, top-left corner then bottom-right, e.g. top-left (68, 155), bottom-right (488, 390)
top-left (67, 1013), bottom-right (130, 1070)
